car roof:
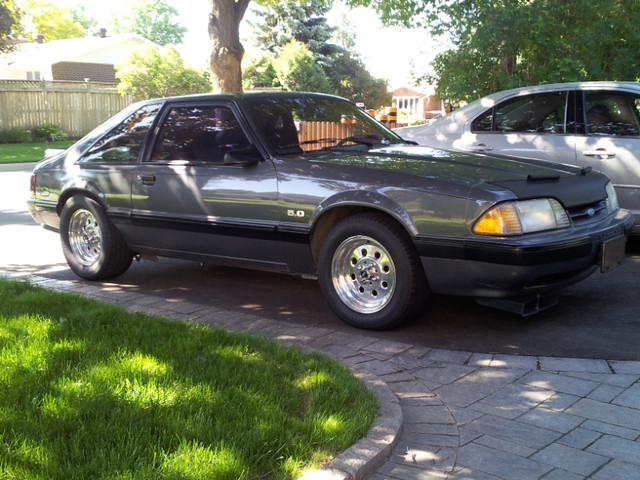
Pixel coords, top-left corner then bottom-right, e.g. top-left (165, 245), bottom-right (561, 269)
top-left (462, 81), bottom-right (639, 113)
top-left (136, 90), bottom-right (349, 106)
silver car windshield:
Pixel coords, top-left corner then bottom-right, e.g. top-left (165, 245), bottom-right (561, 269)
top-left (242, 95), bottom-right (406, 156)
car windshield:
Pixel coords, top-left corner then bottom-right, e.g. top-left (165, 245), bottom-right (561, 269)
top-left (242, 95), bottom-right (406, 156)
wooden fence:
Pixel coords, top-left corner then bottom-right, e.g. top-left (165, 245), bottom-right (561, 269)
top-left (0, 80), bottom-right (133, 138)
top-left (298, 120), bottom-right (407, 151)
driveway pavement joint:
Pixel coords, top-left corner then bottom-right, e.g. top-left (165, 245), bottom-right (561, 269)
top-left (2, 269), bottom-right (640, 480)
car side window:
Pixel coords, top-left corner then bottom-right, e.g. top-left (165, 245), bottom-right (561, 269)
top-left (82, 104), bottom-right (160, 163)
top-left (584, 91), bottom-right (640, 137)
top-left (471, 92), bottom-right (567, 134)
top-left (148, 105), bottom-right (250, 163)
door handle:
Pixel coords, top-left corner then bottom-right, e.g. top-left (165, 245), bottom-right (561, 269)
top-left (136, 174), bottom-right (156, 186)
top-left (583, 149), bottom-right (615, 160)
top-left (467, 143), bottom-right (493, 152)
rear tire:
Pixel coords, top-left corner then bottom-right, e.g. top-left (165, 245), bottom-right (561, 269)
top-left (60, 196), bottom-right (133, 280)
top-left (318, 213), bottom-right (428, 329)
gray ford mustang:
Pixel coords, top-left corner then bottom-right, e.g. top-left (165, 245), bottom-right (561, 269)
top-left (27, 92), bottom-right (633, 329)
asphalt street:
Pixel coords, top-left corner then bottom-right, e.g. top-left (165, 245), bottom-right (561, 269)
top-left (2, 162), bottom-right (639, 360)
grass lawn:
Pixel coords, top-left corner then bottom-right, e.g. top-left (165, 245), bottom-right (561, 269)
top-left (0, 279), bottom-right (377, 480)
top-left (0, 141), bottom-right (75, 164)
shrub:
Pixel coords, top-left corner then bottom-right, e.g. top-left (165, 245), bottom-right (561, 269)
top-left (0, 128), bottom-right (33, 144)
top-left (31, 123), bottom-right (68, 142)
top-left (0, 124), bottom-right (69, 144)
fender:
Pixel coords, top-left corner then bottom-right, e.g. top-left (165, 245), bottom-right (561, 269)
top-left (313, 189), bottom-right (419, 236)
top-left (57, 177), bottom-right (108, 215)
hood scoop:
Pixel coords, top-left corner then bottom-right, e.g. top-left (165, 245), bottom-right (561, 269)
top-left (526, 174), bottom-right (560, 182)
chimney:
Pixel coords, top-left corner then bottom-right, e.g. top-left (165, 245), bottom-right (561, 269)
top-left (35, 34), bottom-right (44, 43)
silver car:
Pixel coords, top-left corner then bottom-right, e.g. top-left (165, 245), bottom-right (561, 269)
top-left (395, 82), bottom-right (640, 234)
top-left (27, 92), bottom-right (632, 329)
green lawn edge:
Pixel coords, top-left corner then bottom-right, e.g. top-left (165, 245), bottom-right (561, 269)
top-left (0, 141), bottom-right (75, 164)
top-left (0, 278), bottom-right (378, 480)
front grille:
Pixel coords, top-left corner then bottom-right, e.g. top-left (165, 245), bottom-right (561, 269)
top-left (567, 199), bottom-right (608, 226)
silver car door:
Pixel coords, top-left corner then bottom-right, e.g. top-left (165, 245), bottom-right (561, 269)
top-left (130, 103), bottom-right (284, 268)
top-left (575, 90), bottom-right (640, 229)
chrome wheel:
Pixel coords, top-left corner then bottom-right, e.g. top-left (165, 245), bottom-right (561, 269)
top-left (331, 235), bottom-right (396, 314)
top-left (67, 208), bottom-right (102, 266)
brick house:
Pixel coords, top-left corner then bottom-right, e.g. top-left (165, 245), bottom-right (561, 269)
top-left (391, 86), bottom-right (444, 121)
top-left (0, 30), bottom-right (159, 83)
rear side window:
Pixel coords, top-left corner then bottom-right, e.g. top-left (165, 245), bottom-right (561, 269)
top-left (584, 91), bottom-right (640, 136)
top-left (82, 104), bottom-right (160, 163)
top-left (471, 92), bottom-right (567, 134)
top-left (148, 105), bottom-right (250, 163)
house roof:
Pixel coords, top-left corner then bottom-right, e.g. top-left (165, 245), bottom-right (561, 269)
top-left (1, 33), bottom-right (159, 68)
top-left (391, 85), bottom-right (436, 97)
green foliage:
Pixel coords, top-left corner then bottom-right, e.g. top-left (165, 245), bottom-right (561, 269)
top-left (0, 128), bottom-right (32, 144)
top-left (249, 0), bottom-right (339, 65)
top-left (109, 0), bottom-right (186, 46)
top-left (413, 0), bottom-right (640, 102)
top-left (0, 278), bottom-right (378, 479)
top-left (116, 46), bottom-right (211, 101)
top-left (273, 40), bottom-right (335, 93)
top-left (242, 52), bottom-right (280, 89)
top-left (327, 51), bottom-right (391, 109)
top-left (0, 124), bottom-right (67, 144)
top-left (0, 0), bottom-right (20, 53)
top-left (245, 0), bottom-right (390, 107)
top-left (31, 123), bottom-right (68, 142)
top-left (18, 0), bottom-right (84, 40)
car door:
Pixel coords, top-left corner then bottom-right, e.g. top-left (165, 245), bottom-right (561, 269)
top-left (574, 89), bottom-right (640, 226)
top-left (130, 102), bottom-right (285, 269)
top-left (463, 90), bottom-right (577, 165)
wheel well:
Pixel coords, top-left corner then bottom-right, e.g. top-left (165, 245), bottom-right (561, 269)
top-left (56, 190), bottom-right (104, 217)
top-left (310, 206), bottom-right (412, 263)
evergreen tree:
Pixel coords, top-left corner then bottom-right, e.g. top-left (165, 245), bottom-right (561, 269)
top-left (249, 0), bottom-right (339, 65)
top-left (246, 0), bottom-right (389, 107)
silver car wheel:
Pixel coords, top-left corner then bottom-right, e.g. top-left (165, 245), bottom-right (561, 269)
top-left (331, 235), bottom-right (396, 314)
top-left (68, 208), bottom-right (102, 266)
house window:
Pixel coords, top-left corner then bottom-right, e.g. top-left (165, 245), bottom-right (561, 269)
top-left (27, 71), bottom-right (41, 80)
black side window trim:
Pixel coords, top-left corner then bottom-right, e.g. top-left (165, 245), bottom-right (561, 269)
top-left (141, 101), bottom-right (259, 165)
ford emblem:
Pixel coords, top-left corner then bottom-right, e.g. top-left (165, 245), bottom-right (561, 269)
top-left (587, 208), bottom-right (595, 217)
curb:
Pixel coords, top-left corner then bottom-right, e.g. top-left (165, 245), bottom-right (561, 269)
top-left (298, 368), bottom-right (403, 480)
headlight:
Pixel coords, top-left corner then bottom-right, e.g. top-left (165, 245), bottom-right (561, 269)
top-left (473, 198), bottom-right (570, 236)
top-left (605, 182), bottom-right (619, 214)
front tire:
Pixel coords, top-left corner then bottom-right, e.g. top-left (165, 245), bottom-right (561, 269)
top-left (60, 196), bottom-right (133, 280)
top-left (318, 213), bottom-right (428, 329)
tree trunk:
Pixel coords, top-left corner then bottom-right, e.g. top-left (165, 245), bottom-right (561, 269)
top-left (208, 0), bottom-right (251, 93)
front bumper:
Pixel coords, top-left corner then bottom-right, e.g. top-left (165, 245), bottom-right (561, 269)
top-left (415, 209), bottom-right (633, 298)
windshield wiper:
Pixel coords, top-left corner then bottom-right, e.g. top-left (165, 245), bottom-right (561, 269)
top-left (331, 135), bottom-right (391, 150)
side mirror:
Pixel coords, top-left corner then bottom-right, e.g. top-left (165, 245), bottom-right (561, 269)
top-left (223, 145), bottom-right (262, 166)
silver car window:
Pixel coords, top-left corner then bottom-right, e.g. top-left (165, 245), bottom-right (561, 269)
top-left (471, 92), bottom-right (567, 134)
top-left (584, 91), bottom-right (640, 137)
